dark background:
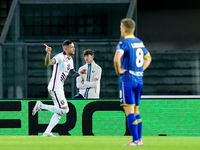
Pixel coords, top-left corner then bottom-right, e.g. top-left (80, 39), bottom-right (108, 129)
top-left (1, 0), bottom-right (200, 98)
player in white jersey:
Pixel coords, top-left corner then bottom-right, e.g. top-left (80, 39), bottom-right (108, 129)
top-left (74, 49), bottom-right (102, 99)
top-left (32, 40), bottom-right (76, 137)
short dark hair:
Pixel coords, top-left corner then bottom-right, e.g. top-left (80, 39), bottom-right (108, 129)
top-left (83, 49), bottom-right (94, 56)
top-left (62, 40), bottom-right (72, 47)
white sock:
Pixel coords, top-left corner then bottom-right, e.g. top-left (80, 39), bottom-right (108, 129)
top-left (41, 104), bottom-right (69, 115)
top-left (44, 113), bottom-right (61, 134)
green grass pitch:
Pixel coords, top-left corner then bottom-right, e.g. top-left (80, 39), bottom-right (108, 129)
top-left (0, 136), bottom-right (199, 150)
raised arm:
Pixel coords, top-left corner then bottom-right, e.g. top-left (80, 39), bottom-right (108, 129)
top-left (44, 44), bottom-right (56, 66)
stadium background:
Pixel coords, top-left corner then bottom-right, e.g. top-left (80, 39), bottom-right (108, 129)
top-left (0, 0), bottom-right (199, 136)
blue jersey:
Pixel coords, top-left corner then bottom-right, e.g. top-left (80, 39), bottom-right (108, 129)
top-left (116, 35), bottom-right (150, 84)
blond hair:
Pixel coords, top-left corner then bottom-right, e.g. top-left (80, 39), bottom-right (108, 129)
top-left (120, 18), bottom-right (135, 33)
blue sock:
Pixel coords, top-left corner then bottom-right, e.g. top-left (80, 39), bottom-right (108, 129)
top-left (127, 113), bottom-right (138, 142)
top-left (136, 114), bottom-right (142, 140)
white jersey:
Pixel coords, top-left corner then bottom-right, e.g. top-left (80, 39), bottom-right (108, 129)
top-left (76, 61), bottom-right (102, 99)
top-left (48, 51), bottom-right (74, 91)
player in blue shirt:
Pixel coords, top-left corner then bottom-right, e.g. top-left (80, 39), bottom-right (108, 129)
top-left (114, 18), bottom-right (152, 146)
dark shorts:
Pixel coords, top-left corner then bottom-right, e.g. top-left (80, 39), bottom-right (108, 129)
top-left (119, 81), bottom-right (143, 106)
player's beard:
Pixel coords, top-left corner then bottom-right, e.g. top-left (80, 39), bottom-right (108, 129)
top-left (69, 50), bottom-right (75, 56)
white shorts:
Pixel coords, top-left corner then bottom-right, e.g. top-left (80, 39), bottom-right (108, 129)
top-left (48, 90), bottom-right (68, 108)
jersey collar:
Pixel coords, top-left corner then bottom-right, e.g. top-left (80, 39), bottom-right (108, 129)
top-left (63, 51), bottom-right (67, 55)
top-left (125, 35), bottom-right (135, 39)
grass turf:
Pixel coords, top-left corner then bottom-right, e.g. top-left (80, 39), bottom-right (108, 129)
top-left (0, 136), bottom-right (199, 150)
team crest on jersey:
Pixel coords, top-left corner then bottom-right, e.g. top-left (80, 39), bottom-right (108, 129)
top-left (92, 71), bottom-right (95, 73)
top-left (60, 100), bottom-right (65, 105)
